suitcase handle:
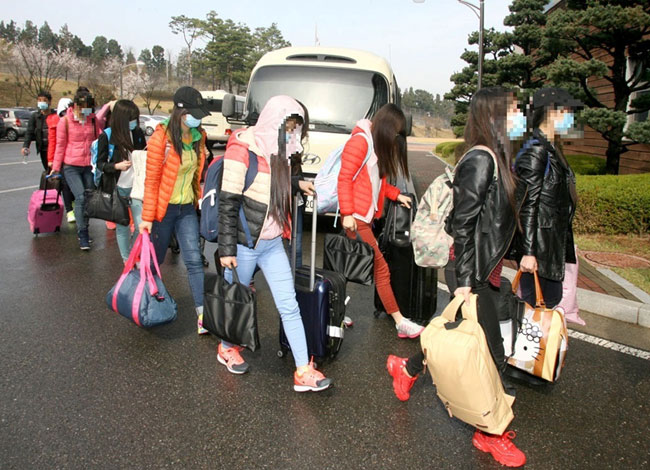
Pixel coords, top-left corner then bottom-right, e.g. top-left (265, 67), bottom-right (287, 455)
top-left (291, 191), bottom-right (317, 291)
top-left (42, 174), bottom-right (62, 206)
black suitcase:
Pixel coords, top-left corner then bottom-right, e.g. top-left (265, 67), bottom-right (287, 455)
top-left (279, 194), bottom-right (347, 360)
top-left (373, 196), bottom-right (438, 325)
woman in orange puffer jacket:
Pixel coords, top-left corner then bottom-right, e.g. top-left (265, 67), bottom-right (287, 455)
top-left (337, 103), bottom-right (422, 339)
top-left (138, 87), bottom-right (208, 332)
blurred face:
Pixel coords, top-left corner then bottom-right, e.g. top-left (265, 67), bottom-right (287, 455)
top-left (284, 116), bottom-right (304, 157)
top-left (506, 97), bottom-right (526, 140)
top-left (550, 107), bottom-right (575, 136)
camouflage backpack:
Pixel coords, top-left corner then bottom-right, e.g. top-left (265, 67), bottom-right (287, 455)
top-left (411, 145), bottom-right (498, 268)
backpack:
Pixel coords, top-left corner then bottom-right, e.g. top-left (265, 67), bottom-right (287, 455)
top-left (90, 127), bottom-right (114, 187)
top-left (199, 150), bottom-right (258, 245)
top-left (420, 294), bottom-right (515, 435)
top-left (411, 145), bottom-right (498, 268)
top-left (313, 131), bottom-right (373, 214)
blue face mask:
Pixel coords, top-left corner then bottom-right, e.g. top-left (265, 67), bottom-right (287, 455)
top-left (507, 111), bottom-right (527, 139)
top-left (184, 114), bottom-right (201, 128)
top-left (555, 112), bottom-right (575, 135)
top-left (37, 102), bottom-right (49, 111)
top-left (129, 120), bottom-right (138, 131)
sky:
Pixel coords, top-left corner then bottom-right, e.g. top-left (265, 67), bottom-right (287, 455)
top-left (2, 0), bottom-right (514, 97)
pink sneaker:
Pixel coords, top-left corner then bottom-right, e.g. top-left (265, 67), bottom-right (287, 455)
top-left (294, 359), bottom-right (332, 392)
top-left (217, 344), bottom-right (250, 375)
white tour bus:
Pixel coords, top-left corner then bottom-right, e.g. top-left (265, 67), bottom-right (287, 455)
top-left (200, 90), bottom-right (245, 147)
top-left (222, 47), bottom-right (410, 211)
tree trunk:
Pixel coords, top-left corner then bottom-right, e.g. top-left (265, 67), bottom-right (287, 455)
top-left (605, 139), bottom-right (624, 174)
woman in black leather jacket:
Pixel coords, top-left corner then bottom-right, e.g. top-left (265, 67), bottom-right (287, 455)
top-left (386, 87), bottom-right (527, 467)
top-left (514, 88), bottom-right (581, 308)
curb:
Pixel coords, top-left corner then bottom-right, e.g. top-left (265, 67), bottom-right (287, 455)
top-left (501, 267), bottom-right (650, 329)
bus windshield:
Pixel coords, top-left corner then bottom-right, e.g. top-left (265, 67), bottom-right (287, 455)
top-left (246, 65), bottom-right (389, 133)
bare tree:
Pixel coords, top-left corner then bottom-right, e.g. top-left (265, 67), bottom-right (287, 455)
top-left (10, 43), bottom-right (68, 98)
top-left (139, 72), bottom-right (164, 114)
top-left (121, 70), bottom-right (143, 100)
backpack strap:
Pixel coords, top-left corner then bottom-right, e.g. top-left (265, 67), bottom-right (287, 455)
top-left (515, 137), bottom-right (551, 176)
top-left (238, 150), bottom-right (260, 248)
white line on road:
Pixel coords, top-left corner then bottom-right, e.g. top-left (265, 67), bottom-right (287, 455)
top-left (0, 160), bottom-right (40, 166)
top-left (568, 330), bottom-right (650, 360)
top-left (437, 281), bottom-right (649, 360)
top-left (0, 185), bottom-right (38, 194)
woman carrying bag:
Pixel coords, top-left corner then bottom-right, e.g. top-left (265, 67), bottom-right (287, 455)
top-left (218, 95), bottom-right (332, 393)
top-left (337, 104), bottom-right (420, 339)
top-left (96, 99), bottom-right (146, 263)
top-left (138, 86), bottom-right (208, 334)
top-left (513, 88), bottom-right (582, 310)
top-left (385, 88), bottom-right (527, 467)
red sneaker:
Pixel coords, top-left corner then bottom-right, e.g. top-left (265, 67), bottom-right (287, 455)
top-left (386, 355), bottom-right (417, 401)
top-left (472, 430), bottom-right (526, 467)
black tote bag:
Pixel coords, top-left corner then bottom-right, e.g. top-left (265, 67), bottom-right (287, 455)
top-left (203, 268), bottom-right (260, 352)
top-left (385, 192), bottom-right (416, 248)
top-left (323, 231), bottom-right (374, 285)
top-left (84, 175), bottom-right (130, 225)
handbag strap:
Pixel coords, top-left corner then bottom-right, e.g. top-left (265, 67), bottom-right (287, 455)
top-left (511, 269), bottom-right (546, 308)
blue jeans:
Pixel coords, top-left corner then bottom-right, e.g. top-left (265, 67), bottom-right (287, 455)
top-left (62, 165), bottom-right (94, 233)
top-left (223, 237), bottom-right (309, 367)
top-left (115, 187), bottom-right (143, 262)
top-left (151, 204), bottom-right (204, 308)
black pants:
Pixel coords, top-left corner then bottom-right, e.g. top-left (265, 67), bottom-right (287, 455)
top-left (519, 272), bottom-right (562, 309)
top-left (406, 264), bottom-right (506, 379)
top-left (39, 148), bottom-right (49, 172)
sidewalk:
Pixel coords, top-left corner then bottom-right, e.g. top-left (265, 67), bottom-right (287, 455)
top-left (407, 141), bottom-right (650, 328)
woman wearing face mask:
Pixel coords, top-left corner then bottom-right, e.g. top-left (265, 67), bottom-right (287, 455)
top-left (386, 88), bottom-right (527, 468)
top-left (217, 95), bottom-right (332, 393)
top-left (96, 99), bottom-right (146, 262)
top-left (47, 98), bottom-right (76, 223)
top-left (513, 88), bottom-right (582, 309)
top-left (139, 86), bottom-right (208, 330)
top-left (52, 87), bottom-right (100, 250)
top-left (337, 103), bottom-right (419, 339)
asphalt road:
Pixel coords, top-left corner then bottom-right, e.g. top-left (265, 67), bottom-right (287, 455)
top-left (1, 140), bottom-right (649, 469)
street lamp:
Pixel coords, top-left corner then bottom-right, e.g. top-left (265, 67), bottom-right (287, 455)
top-left (413, 0), bottom-right (485, 90)
top-left (119, 61), bottom-right (145, 99)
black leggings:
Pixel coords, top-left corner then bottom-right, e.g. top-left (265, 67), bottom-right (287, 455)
top-left (519, 272), bottom-right (562, 309)
top-left (406, 265), bottom-right (506, 378)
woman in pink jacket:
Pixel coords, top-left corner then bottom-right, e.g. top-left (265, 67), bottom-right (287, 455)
top-left (52, 87), bottom-right (101, 250)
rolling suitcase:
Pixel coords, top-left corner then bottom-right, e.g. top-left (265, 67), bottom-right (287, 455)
top-left (279, 194), bottom-right (347, 361)
top-left (28, 176), bottom-right (63, 235)
top-left (373, 196), bottom-right (438, 325)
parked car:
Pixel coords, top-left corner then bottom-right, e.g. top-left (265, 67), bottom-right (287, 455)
top-left (139, 115), bottom-right (167, 136)
top-left (0, 108), bottom-right (33, 141)
top-left (0, 115), bottom-right (6, 139)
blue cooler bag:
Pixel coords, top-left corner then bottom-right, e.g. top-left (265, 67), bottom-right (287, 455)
top-left (106, 231), bottom-right (177, 327)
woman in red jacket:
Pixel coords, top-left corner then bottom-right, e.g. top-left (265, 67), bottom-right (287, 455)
top-left (338, 103), bottom-right (422, 339)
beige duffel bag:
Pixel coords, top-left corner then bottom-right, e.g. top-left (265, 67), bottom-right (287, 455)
top-left (421, 294), bottom-right (515, 435)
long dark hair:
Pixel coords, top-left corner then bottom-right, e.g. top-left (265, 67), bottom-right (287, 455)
top-left (269, 111), bottom-right (307, 227)
top-left (371, 103), bottom-right (409, 180)
top-left (109, 100), bottom-right (139, 161)
top-left (167, 106), bottom-right (202, 162)
top-left (463, 87), bottom-right (518, 212)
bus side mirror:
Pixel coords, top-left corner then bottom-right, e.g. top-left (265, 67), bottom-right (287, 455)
top-left (405, 113), bottom-right (413, 137)
top-left (222, 94), bottom-right (236, 118)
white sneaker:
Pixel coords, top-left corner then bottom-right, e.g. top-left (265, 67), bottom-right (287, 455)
top-left (396, 317), bottom-right (425, 339)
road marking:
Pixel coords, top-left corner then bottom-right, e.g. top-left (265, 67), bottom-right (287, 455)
top-left (0, 160), bottom-right (40, 166)
top-left (568, 330), bottom-right (650, 360)
top-left (0, 185), bottom-right (38, 194)
top-left (437, 282), bottom-right (649, 360)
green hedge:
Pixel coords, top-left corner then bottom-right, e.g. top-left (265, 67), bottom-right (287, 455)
top-left (434, 141), bottom-right (464, 164)
top-left (574, 173), bottom-right (650, 235)
top-left (566, 154), bottom-right (606, 175)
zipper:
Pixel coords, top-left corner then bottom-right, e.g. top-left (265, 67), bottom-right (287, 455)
top-left (485, 185), bottom-right (527, 280)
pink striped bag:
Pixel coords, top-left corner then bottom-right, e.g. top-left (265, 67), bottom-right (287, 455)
top-left (105, 231), bottom-right (177, 327)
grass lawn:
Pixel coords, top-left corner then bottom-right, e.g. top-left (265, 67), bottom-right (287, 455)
top-left (574, 234), bottom-right (650, 295)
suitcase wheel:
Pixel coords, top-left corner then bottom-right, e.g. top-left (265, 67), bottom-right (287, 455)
top-left (55, 226), bottom-right (60, 232)
top-left (277, 349), bottom-right (287, 358)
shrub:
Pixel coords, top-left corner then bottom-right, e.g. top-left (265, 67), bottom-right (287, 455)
top-left (435, 141), bottom-right (464, 163)
top-left (574, 173), bottom-right (650, 235)
top-left (566, 154), bottom-right (606, 175)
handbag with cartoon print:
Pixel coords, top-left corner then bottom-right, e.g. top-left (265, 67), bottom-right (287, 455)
top-left (506, 270), bottom-right (569, 382)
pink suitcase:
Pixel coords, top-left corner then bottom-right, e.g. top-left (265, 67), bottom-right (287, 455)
top-left (28, 187), bottom-right (63, 235)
